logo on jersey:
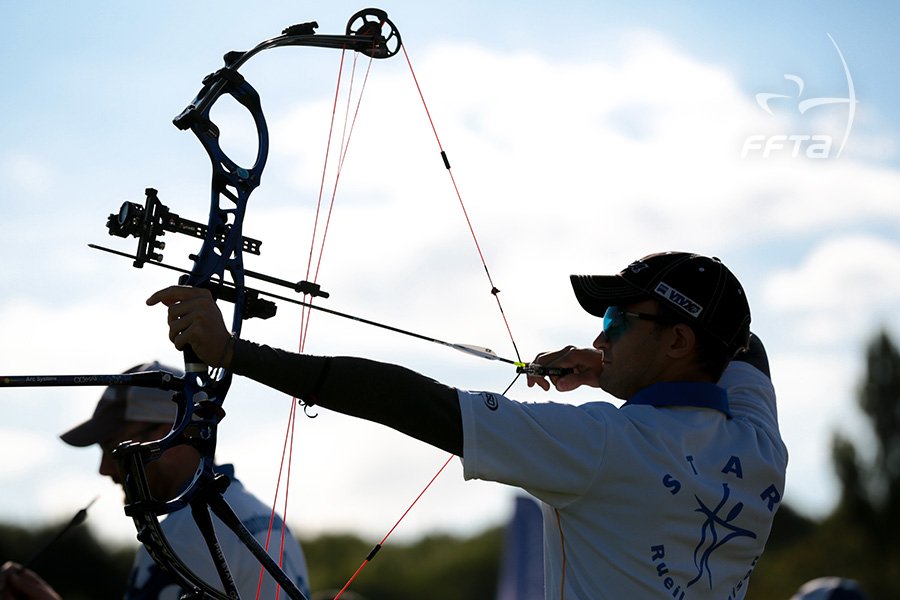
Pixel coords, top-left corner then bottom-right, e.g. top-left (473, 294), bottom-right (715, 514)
top-left (481, 392), bottom-right (499, 411)
top-left (689, 483), bottom-right (757, 588)
top-left (650, 454), bottom-right (782, 598)
top-left (655, 282), bottom-right (703, 317)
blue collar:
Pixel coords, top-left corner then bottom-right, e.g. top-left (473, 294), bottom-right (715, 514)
top-left (625, 381), bottom-right (731, 418)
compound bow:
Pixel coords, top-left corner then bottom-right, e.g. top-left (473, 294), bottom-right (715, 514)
top-left (103, 10), bottom-right (405, 599)
top-left (1, 8), bottom-right (568, 598)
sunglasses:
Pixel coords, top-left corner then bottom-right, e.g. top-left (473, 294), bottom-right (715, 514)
top-left (602, 306), bottom-right (675, 342)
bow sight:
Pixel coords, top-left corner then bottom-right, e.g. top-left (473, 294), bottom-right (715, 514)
top-left (95, 187), bottom-right (328, 320)
top-left (108, 190), bottom-right (262, 266)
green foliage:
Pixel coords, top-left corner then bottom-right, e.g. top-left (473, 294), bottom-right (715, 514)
top-left (304, 528), bottom-right (503, 600)
top-left (857, 330), bottom-right (900, 535)
top-left (0, 523), bottom-right (502, 600)
top-left (747, 329), bottom-right (900, 599)
top-left (0, 521), bottom-right (132, 600)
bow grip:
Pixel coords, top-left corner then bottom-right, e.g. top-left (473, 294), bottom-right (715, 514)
top-left (183, 345), bottom-right (207, 376)
top-left (175, 275), bottom-right (212, 375)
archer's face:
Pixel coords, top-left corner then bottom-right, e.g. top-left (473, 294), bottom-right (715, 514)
top-left (591, 299), bottom-right (673, 399)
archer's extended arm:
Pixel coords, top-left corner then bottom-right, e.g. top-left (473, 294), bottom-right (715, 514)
top-left (232, 340), bottom-right (464, 456)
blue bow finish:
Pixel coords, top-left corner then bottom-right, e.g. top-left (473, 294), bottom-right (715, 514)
top-left (113, 10), bottom-right (402, 599)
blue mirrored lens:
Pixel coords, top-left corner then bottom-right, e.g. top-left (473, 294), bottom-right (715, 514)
top-left (603, 306), bottom-right (626, 342)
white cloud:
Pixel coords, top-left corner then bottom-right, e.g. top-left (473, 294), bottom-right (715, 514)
top-left (0, 430), bottom-right (54, 477)
top-left (263, 36), bottom-right (900, 278)
top-left (771, 350), bottom-right (872, 518)
top-left (1, 154), bottom-right (56, 197)
top-left (763, 234), bottom-right (900, 345)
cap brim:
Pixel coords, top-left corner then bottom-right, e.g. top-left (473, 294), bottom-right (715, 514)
top-left (570, 274), bottom-right (647, 318)
top-left (59, 411), bottom-right (125, 447)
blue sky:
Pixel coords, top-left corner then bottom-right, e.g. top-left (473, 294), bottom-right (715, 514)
top-left (2, 1), bottom-right (899, 550)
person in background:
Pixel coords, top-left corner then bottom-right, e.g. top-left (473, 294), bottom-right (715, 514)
top-left (790, 577), bottom-right (870, 600)
top-left (1, 361), bottom-right (310, 600)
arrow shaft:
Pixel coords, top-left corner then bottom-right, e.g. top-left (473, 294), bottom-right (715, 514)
top-left (89, 244), bottom-right (519, 367)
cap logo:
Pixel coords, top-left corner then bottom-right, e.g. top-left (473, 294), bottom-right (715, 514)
top-left (628, 260), bottom-right (649, 274)
top-left (655, 282), bottom-right (703, 317)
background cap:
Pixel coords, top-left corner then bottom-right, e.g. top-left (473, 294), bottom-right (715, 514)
top-left (59, 361), bottom-right (182, 447)
top-left (790, 577), bottom-right (870, 600)
top-left (570, 251), bottom-right (751, 355)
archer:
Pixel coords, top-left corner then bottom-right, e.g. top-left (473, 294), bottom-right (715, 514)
top-left (148, 251), bottom-right (787, 600)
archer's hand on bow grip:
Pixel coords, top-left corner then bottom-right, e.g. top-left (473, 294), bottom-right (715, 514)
top-left (525, 346), bottom-right (607, 392)
top-left (146, 286), bottom-right (234, 368)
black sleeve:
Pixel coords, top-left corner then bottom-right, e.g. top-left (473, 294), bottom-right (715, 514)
top-left (230, 339), bottom-right (464, 455)
top-left (732, 332), bottom-right (770, 378)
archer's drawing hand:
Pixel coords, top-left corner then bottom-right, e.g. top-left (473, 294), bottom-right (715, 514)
top-left (146, 286), bottom-right (233, 367)
top-left (0, 562), bottom-right (61, 600)
top-left (526, 346), bottom-right (606, 392)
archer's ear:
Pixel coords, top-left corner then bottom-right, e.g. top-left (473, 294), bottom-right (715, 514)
top-left (667, 323), bottom-right (697, 360)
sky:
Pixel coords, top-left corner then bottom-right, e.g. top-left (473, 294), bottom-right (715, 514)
top-left (2, 0), bottom-right (899, 558)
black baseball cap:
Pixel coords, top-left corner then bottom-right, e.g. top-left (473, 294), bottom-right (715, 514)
top-left (570, 252), bottom-right (751, 356)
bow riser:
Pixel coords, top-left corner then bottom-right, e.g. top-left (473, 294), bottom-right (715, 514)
top-left (116, 10), bottom-right (402, 599)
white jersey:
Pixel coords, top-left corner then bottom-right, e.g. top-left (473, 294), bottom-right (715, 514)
top-left (460, 361), bottom-right (787, 600)
top-left (126, 465), bottom-right (310, 600)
